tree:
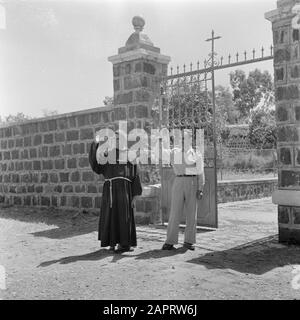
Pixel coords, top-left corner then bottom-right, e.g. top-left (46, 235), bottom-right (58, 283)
top-left (230, 69), bottom-right (274, 122)
top-left (103, 96), bottom-right (113, 107)
top-left (215, 85), bottom-right (239, 125)
top-left (248, 105), bottom-right (277, 149)
top-left (0, 112), bottom-right (33, 125)
top-left (42, 109), bottom-right (58, 117)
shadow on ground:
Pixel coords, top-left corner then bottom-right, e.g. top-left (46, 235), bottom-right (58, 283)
top-left (0, 206), bottom-right (99, 239)
top-left (38, 247), bottom-right (189, 267)
top-left (187, 235), bottom-right (300, 275)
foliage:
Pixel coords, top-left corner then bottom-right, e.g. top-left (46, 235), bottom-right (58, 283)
top-left (229, 68), bottom-right (274, 121)
top-left (0, 112), bottom-right (33, 125)
top-left (42, 109), bottom-right (58, 117)
top-left (222, 151), bottom-right (276, 171)
top-left (103, 96), bottom-right (113, 107)
top-left (248, 105), bottom-right (277, 149)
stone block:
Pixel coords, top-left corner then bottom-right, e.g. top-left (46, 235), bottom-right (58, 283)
top-left (62, 144), bottom-right (72, 156)
top-left (29, 148), bottom-right (37, 158)
top-left (53, 185), bottom-right (62, 193)
top-left (277, 125), bottom-right (298, 142)
top-left (95, 196), bottom-right (101, 208)
top-left (51, 196), bottom-right (58, 207)
top-left (59, 172), bottom-right (69, 182)
top-left (49, 145), bottom-right (60, 157)
top-left (50, 173), bottom-right (59, 183)
top-left (33, 161), bottom-right (41, 170)
top-left (42, 160), bottom-right (53, 170)
top-left (11, 150), bottom-right (19, 160)
top-left (113, 107), bottom-right (127, 120)
top-left (48, 119), bottom-right (57, 131)
top-left (67, 158), bottom-right (77, 169)
top-left (274, 48), bottom-right (290, 64)
top-left (41, 196), bottom-right (50, 206)
top-left (78, 157), bottom-right (89, 168)
top-left (44, 133), bottom-right (54, 144)
top-left (71, 196), bottom-right (80, 207)
top-left (66, 130), bottom-right (79, 141)
top-left (114, 92), bottom-right (133, 105)
top-left (33, 135), bottom-right (42, 146)
top-left (82, 171), bottom-right (95, 182)
top-left (87, 184), bottom-right (97, 193)
top-left (80, 128), bottom-right (94, 140)
top-left (113, 79), bottom-right (120, 91)
top-left (276, 85), bottom-right (299, 101)
top-left (77, 114), bottom-right (90, 127)
top-left (24, 136), bottom-right (31, 147)
top-left (64, 185), bottom-right (73, 193)
top-left (55, 132), bottom-right (65, 143)
top-left (54, 159), bottom-right (65, 170)
top-left (143, 62), bottom-right (156, 74)
top-left (81, 196), bottom-right (93, 208)
top-left (38, 146), bottom-right (48, 158)
top-left (16, 138), bottom-right (23, 148)
top-left (41, 173), bottom-right (48, 183)
top-left (292, 207), bottom-right (300, 224)
top-left (90, 112), bottom-right (102, 125)
top-left (135, 105), bottom-right (149, 118)
top-left (276, 104), bottom-right (289, 122)
top-left (67, 116), bottom-right (77, 128)
top-left (57, 118), bottom-right (68, 130)
top-left (279, 170), bottom-right (300, 188)
top-left (135, 90), bottom-right (151, 103)
top-left (71, 171), bottom-right (80, 182)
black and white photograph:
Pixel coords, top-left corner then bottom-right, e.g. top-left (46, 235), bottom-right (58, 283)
top-left (0, 0), bottom-right (300, 306)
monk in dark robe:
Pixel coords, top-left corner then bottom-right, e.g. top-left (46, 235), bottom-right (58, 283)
top-left (89, 137), bottom-right (142, 253)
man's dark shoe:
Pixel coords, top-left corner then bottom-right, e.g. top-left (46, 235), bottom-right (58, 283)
top-left (162, 243), bottom-right (175, 250)
top-left (108, 246), bottom-right (115, 252)
top-left (183, 242), bottom-right (195, 251)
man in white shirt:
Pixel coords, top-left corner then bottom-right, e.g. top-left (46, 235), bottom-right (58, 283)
top-left (162, 136), bottom-right (205, 251)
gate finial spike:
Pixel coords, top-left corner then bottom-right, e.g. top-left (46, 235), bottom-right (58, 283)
top-left (261, 46), bottom-right (264, 57)
top-left (197, 61), bottom-right (200, 70)
top-left (190, 62), bottom-right (193, 71)
top-left (244, 50), bottom-right (247, 61)
top-left (270, 45), bottom-right (273, 56)
top-left (252, 49), bottom-right (255, 59)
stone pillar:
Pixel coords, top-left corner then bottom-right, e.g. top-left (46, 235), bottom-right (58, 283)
top-left (108, 16), bottom-right (171, 134)
top-left (266, 0), bottom-right (300, 243)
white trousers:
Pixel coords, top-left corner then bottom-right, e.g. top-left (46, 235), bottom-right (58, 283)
top-left (166, 176), bottom-right (198, 245)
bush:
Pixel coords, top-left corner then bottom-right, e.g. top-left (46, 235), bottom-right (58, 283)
top-left (223, 152), bottom-right (276, 171)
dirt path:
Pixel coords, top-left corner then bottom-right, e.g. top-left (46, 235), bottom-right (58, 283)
top-left (1, 198), bottom-right (300, 300)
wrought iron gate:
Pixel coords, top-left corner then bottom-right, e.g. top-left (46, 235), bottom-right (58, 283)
top-left (158, 30), bottom-right (274, 229)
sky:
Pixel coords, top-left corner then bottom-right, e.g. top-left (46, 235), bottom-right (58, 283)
top-left (0, 0), bottom-right (276, 119)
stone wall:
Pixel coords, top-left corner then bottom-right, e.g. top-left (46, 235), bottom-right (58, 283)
top-left (266, 0), bottom-right (300, 243)
top-left (0, 107), bottom-right (158, 221)
top-left (217, 178), bottom-right (278, 203)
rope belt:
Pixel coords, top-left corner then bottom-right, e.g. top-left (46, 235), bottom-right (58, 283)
top-left (104, 177), bottom-right (132, 208)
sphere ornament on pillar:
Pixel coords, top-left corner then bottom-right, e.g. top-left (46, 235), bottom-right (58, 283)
top-left (132, 15), bottom-right (145, 32)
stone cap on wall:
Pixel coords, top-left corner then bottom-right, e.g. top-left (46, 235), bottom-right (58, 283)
top-left (0, 106), bottom-right (110, 130)
top-left (108, 15), bottom-right (171, 65)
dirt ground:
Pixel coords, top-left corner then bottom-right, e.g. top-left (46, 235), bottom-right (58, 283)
top-left (1, 198), bottom-right (300, 300)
